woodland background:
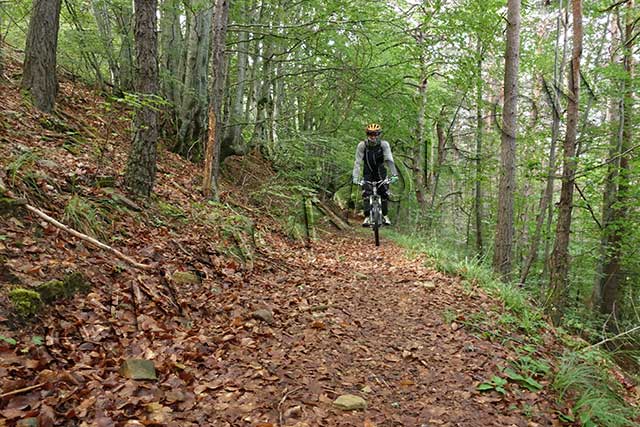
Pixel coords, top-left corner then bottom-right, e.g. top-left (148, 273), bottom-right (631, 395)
top-left (1, 0), bottom-right (639, 365)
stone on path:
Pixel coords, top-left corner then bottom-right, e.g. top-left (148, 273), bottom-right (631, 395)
top-left (333, 394), bottom-right (367, 410)
top-left (251, 309), bottom-right (274, 325)
top-left (120, 359), bottom-right (157, 380)
top-left (171, 271), bottom-right (201, 285)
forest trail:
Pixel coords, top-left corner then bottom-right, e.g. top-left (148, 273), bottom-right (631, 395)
top-left (0, 227), bottom-right (563, 426)
top-left (187, 231), bottom-right (561, 427)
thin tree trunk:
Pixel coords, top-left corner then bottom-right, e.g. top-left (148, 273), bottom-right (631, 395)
top-left (414, 66), bottom-right (428, 208)
top-left (203, 0), bottom-right (230, 200)
top-left (114, 2), bottom-right (135, 92)
top-left (22, 0), bottom-right (62, 113)
top-left (592, 16), bottom-right (620, 308)
top-left (520, 0), bottom-right (567, 285)
top-left (114, 5), bottom-right (135, 92)
top-left (64, 0), bottom-right (105, 87)
top-left (91, 0), bottom-right (120, 88)
top-left (226, 9), bottom-right (250, 151)
top-left (159, 0), bottom-right (183, 107)
top-left (599, 0), bottom-right (633, 320)
top-left (493, 0), bottom-right (521, 280)
top-left (548, 0), bottom-right (582, 326)
top-left (177, 6), bottom-right (212, 159)
top-left (0, 3), bottom-right (4, 77)
top-left (474, 37), bottom-right (484, 257)
top-left (124, 0), bottom-right (159, 196)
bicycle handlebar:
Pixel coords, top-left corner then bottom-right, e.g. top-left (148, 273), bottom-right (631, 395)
top-left (361, 178), bottom-right (390, 186)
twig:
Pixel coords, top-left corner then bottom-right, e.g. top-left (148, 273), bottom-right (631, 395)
top-left (24, 204), bottom-right (155, 270)
top-left (0, 382), bottom-right (46, 399)
top-left (582, 325), bottom-right (640, 352)
top-left (130, 280), bottom-right (141, 331)
top-left (278, 386), bottom-right (303, 426)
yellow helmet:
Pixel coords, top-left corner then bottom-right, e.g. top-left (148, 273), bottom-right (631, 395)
top-left (365, 123), bottom-right (381, 134)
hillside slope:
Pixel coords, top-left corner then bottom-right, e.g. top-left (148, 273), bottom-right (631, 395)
top-left (0, 58), bottom-right (637, 426)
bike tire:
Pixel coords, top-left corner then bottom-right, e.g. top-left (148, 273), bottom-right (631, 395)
top-left (371, 201), bottom-right (382, 247)
top-left (374, 224), bottom-right (380, 246)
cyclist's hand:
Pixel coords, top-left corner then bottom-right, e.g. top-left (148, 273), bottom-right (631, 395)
top-left (389, 175), bottom-right (398, 184)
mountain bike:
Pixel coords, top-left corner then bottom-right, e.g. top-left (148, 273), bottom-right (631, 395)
top-left (362, 178), bottom-right (390, 247)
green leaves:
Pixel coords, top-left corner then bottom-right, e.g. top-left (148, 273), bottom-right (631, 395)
top-left (503, 367), bottom-right (543, 391)
top-left (477, 375), bottom-right (508, 394)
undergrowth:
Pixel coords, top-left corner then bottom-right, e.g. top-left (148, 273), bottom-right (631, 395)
top-left (386, 230), bottom-right (640, 427)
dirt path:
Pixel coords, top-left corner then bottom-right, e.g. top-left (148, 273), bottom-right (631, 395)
top-left (191, 232), bottom-right (558, 427)
top-left (0, 231), bottom-right (561, 427)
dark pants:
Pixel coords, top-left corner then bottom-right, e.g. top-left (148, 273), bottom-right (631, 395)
top-left (362, 182), bottom-right (389, 216)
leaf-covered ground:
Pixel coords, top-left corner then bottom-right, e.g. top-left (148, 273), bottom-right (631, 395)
top-left (2, 228), bottom-right (570, 427)
top-left (1, 53), bottom-right (574, 427)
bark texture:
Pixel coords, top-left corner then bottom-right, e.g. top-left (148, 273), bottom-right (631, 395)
top-left (493, 0), bottom-right (520, 279)
top-left (548, 0), bottom-right (582, 326)
top-left (599, 0), bottom-right (634, 319)
top-left (22, 0), bottom-right (62, 113)
top-left (203, 0), bottom-right (230, 199)
top-left (124, 0), bottom-right (159, 196)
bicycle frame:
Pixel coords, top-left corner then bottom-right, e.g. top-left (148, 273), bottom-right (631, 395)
top-left (363, 178), bottom-right (389, 246)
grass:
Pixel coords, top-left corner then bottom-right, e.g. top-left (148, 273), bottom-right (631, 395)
top-left (386, 231), bottom-right (639, 427)
top-left (63, 195), bottom-right (105, 238)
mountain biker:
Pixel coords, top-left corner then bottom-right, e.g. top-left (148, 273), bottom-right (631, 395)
top-left (352, 123), bottom-right (398, 227)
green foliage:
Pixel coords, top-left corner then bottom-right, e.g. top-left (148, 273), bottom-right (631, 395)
top-left (7, 150), bottom-right (40, 184)
top-left (63, 195), bottom-right (105, 238)
top-left (477, 375), bottom-right (508, 394)
top-left (553, 350), bottom-right (639, 427)
top-left (0, 335), bottom-right (17, 346)
top-left (9, 288), bottom-right (43, 318)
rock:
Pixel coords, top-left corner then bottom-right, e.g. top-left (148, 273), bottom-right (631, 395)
top-left (333, 394), bottom-right (367, 411)
top-left (16, 418), bottom-right (39, 427)
top-left (171, 271), bottom-right (201, 285)
top-left (36, 159), bottom-right (58, 169)
top-left (418, 281), bottom-right (436, 290)
top-left (361, 385), bottom-right (373, 394)
top-left (120, 359), bottom-right (157, 380)
top-left (251, 309), bottom-right (274, 325)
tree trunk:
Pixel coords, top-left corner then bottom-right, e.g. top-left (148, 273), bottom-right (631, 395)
top-left (202, 0), bottom-right (230, 200)
top-left (124, 0), bottom-right (159, 197)
top-left (176, 5), bottom-right (213, 160)
top-left (91, 0), bottom-right (120, 88)
top-left (159, 0), bottom-right (184, 108)
top-left (599, 0), bottom-right (633, 320)
top-left (520, 0), bottom-right (567, 285)
top-left (225, 19), bottom-right (250, 151)
top-left (414, 69), bottom-right (428, 209)
top-left (22, 0), bottom-right (62, 113)
top-left (548, 0), bottom-right (582, 326)
top-left (493, 0), bottom-right (520, 280)
top-left (474, 38), bottom-right (484, 257)
top-left (114, 5), bottom-right (135, 92)
top-left (0, 3), bottom-right (4, 77)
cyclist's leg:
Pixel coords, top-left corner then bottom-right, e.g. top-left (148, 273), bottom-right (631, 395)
top-left (379, 183), bottom-right (390, 216)
top-left (362, 182), bottom-right (373, 216)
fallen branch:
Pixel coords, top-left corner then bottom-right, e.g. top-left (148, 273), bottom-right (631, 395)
top-left (24, 204), bottom-right (155, 271)
top-left (0, 382), bottom-right (46, 399)
top-left (582, 325), bottom-right (640, 352)
top-left (312, 199), bottom-right (349, 231)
